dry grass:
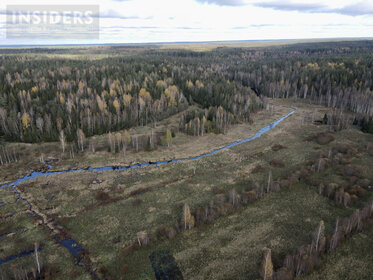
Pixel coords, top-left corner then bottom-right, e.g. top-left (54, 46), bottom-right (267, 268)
top-left (1, 98), bottom-right (372, 279)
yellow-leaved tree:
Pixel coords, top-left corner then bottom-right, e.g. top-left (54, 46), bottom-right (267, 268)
top-left (21, 113), bottom-right (31, 130)
top-left (260, 248), bottom-right (273, 280)
top-left (165, 129), bottom-right (172, 147)
top-left (123, 130), bottom-right (131, 147)
top-left (182, 203), bottom-right (195, 230)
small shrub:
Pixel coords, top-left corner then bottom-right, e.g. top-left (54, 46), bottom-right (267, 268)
top-left (361, 119), bottom-right (373, 133)
top-left (121, 244), bottom-right (134, 256)
top-left (215, 194), bottom-right (226, 204)
top-left (326, 183), bottom-right (338, 198)
top-left (304, 177), bottom-right (321, 186)
top-left (270, 159), bottom-right (285, 168)
top-left (316, 132), bottom-right (335, 145)
top-left (279, 179), bottom-right (290, 188)
top-left (271, 182), bottom-right (281, 192)
top-left (156, 226), bottom-right (176, 240)
top-left (213, 187), bottom-right (225, 194)
top-left (251, 165), bottom-right (264, 174)
top-left (132, 198), bottom-right (143, 206)
top-left (272, 144), bottom-right (286, 152)
top-left (241, 189), bottom-right (257, 204)
top-left (254, 151), bottom-right (264, 158)
top-left (358, 178), bottom-right (370, 188)
top-left (121, 264), bottom-right (129, 275)
top-left (95, 191), bottom-right (110, 201)
top-left (97, 264), bottom-right (108, 276)
top-left (298, 167), bottom-right (310, 179)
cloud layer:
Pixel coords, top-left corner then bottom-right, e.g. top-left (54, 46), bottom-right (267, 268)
top-left (195, 0), bottom-right (247, 6)
top-left (254, 1), bottom-right (373, 16)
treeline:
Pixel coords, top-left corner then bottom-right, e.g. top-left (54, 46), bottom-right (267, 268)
top-left (0, 52), bottom-right (263, 143)
top-left (179, 106), bottom-right (241, 136)
top-left (261, 203), bottom-right (373, 280)
top-left (117, 139), bottom-right (372, 276)
top-left (2, 40), bottom-right (373, 143)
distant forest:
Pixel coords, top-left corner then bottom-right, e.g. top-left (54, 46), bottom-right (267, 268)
top-left (0, 40), bottom-right (373, 143)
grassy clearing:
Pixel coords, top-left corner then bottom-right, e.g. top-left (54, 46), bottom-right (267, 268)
top-left (0, 102), bottom-right (288, 183)
top-left (115, 184), bottom-right (353, 280)
top-left (1, 99), bottom-right (372, 279)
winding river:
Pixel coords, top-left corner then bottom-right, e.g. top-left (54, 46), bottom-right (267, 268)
top-left (0, 108), bottom-right (296, 267)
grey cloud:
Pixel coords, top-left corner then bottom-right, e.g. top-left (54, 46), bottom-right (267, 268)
top-left (0, 8), bottom-right (140, 20)
top-left (100, 26), bottom-right (159, 30)
top-left (254, 1), bottom-right (327, 12)
top-left (94, 10), bottom-right (139, 19)
top-left (176, 26), bottom-right (201, 29)
top-left (232, 24), bottom-right (276, 29)
top-left (195, 0), bottom-right (247, 6)
top-left (254, 1), bottom-right (373, 16)
top-left (335, 2), bottom-right (373, 16)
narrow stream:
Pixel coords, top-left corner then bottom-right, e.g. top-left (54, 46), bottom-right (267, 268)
top-left (0, 108), bottom-right (295, 266)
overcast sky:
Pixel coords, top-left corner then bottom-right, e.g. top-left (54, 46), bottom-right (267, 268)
top-left (0, 0), bottom-right (372, 45)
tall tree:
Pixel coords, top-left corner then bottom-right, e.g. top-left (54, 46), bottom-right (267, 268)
top-left (165, 129), bottom-right (172, 147)
top-left (59, 130), bottom-right (66, 153)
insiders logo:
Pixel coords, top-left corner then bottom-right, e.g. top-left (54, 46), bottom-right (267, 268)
top-left (6, 5), bottom-right (99, 39)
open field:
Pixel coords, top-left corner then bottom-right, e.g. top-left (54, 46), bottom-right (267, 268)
top-left (1, 99), bottom-right (372, 279)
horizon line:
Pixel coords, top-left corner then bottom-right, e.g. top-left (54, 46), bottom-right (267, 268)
top-left (1, 37), bottom-right (373, 48)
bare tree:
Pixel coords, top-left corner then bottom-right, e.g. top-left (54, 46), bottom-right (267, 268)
top-left (136, 231), bottom-right (149, 247)
top-left (267, 170), bottom-right (272, 193)
top-left (34, 242), bottom-right (40, 274)
top-left (314, 220), bottom-right (325, 252)
top-left (36, 117), bottom-right (44, 133)
top-left (59, 130), bottom-right (66, 153)
top-left (76, 129), bottom-right (85, 152)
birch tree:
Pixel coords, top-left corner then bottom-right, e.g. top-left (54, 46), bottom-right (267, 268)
top-left (34, 242), bottom-right (40, 274)
top-left (76, 129), bottom-right (85, 152)
top-left (59, 130), bottom-right (66, 153)
top-left (182, 203), bottom-right (195, 230)
top-left (260, 248), bottom-right (273, 280)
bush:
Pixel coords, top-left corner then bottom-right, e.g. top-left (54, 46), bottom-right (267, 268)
top-left (316, 132), bottom-right (335, 145)
top-left (95, 191), bottom-right (110, 201)
top-left (132, 198), bottom-right (143, 206)
top-left (121, 264), bottom-right (129, 275)
top-left (97, 264), bottom-right (108, 275)
top-left (121, 244), bottom-right (134, 256)
top-left (251, 164), bottom-right (264, 173)
top-left (213, 187), bottom-right (225, 194)
top-left (241, 189), bottom-right (257, 204)
top-left (270, 159), bottom-right (285, 167)
top-left (361, 119), bottom-right (373, 133)
top-left (272, 144), bottom-right (286, 151)
top-left (156, 226), bottom-right (176, 240)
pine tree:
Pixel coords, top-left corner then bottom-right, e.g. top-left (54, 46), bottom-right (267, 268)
top-left (146, 136), bottom-right (152, 151)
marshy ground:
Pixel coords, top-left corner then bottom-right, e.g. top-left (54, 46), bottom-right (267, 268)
top-left (1, 99), bottom-right (372, 279)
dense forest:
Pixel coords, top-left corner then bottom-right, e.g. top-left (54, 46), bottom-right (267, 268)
top-left (0, 40), bottom-right (373, 143)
